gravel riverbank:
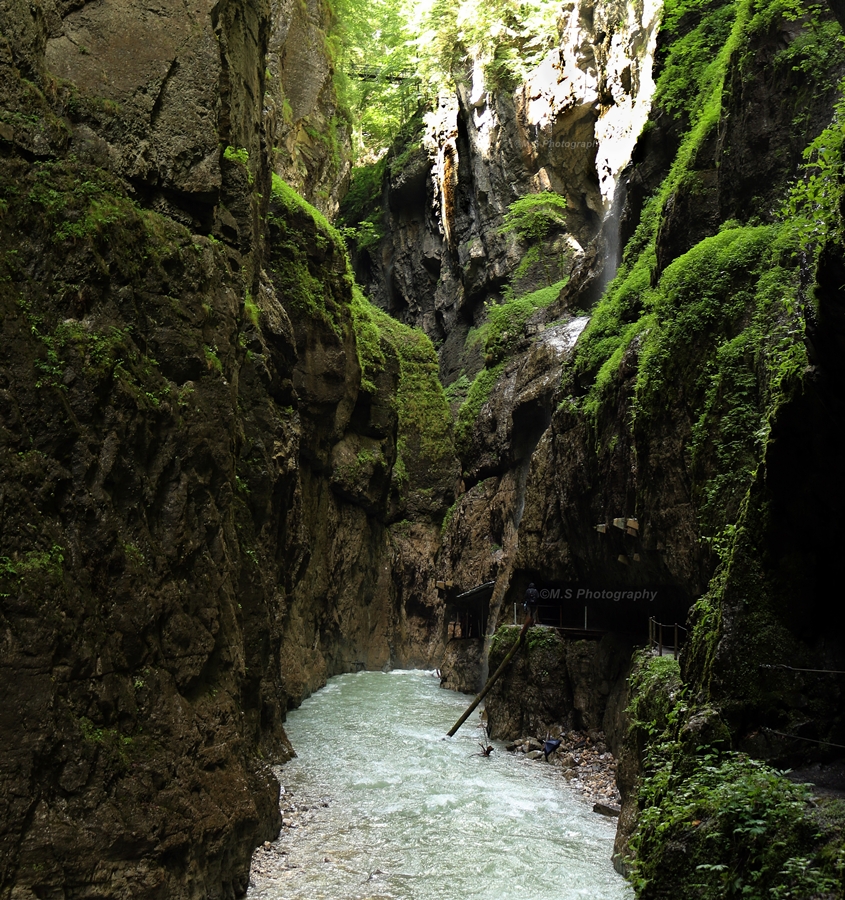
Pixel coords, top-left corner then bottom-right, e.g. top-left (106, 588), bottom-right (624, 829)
top-left (504, 727), bottom-right (622, 814)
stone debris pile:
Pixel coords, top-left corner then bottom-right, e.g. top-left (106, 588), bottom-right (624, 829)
top-left (505, 728), bottom-right (621, 813)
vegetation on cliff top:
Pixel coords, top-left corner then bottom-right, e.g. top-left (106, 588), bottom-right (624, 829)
top-left (330, 0), bottom-right (562, 161)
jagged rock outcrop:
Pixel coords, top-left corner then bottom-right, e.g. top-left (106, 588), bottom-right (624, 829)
top-left (347, 0), bottom-right (661, 384)
top-left (484, 626), bottom-right (634, 746)
top-left (0, 2), bottom-right (455, 898)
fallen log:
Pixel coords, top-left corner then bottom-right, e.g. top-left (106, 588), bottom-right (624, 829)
top-left (446, 619), bottom-right (530, 738)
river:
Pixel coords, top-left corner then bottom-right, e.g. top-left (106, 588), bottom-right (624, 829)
top-left (247, 670), bottom-right (634, 900)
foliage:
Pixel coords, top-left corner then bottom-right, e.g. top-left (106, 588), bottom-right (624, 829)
top-left (24, 165), bottom-right (139, 246)
top-left (243, 290), bottom-right (260, 326)
top-left (780, 89), bottom-right (845, 256)
top-left (414, 0), bottom-right (561, 91)
top-left (632, 750), bottom-right (844, 899)
top-left (204, 345), bottom-right (223, 374)
top-left (338, 113), bottom-right (427, 251)
top-left (652, 0), bottom-right (736, 122)
top-left (16, 296), bottom-right (172, 407)
top-left (338, 158), bottom-right (388, 250)
top-left (500, 191), bottom-right (568, 285)
top-left (444, 372), bottom-right (472, 406)
top-left (500, 191), bottom-right (567, 243)
top-left (484, 278), bottom-right (567, 363)
top-left (747, 0), bottom-right (845, 93)
top-left (270, 173), bottom-right (346, 251)
top-left (329, 0), bottom-right (422, 161)
top-left (223, 145), bottom-right (249, 167)
top-left (525, 626), bottom-right (563, 652)
top-left (449, 276), bottom-right (565, 461)
top-left (0, 545), bottom-right (65, 581)
top-left (273, 176), bottom-right (454, 501)
top-left (454, 362), bottom-right (504, 456)
top-left (489, 624), bottom-right (521, 658)
top-left (350, 287), bottom-right (456, 501)
top-left (626, 652), bottom-right (684, 741)
top-left (329, 0), bottom-right (562, 159)
top-left (349, 283), bottom-right (387, 392)
top-left (223, 145), bottom-right (253, 184)
top-left (440, 499), bottom-right (458, 534)
top-left (268, 175), bottom-right (454, 500)
top-left (78, 717), bottom-right (134, 771)
top-left (624, 654), bottom-right (845, 899)
top-left (373, 305), bottom-right (455, 479)
top-left (571, 0), bottom-right (821, 454)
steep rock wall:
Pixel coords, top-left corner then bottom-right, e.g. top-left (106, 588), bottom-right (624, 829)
top-left (0, 4), bottom-right (281, 895)
top-left (0, 3), bottom-right (454, 898)
top-left (266, 0), bottom-right (351, 217)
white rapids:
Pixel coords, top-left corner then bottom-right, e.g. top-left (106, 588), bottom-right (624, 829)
top-left (247, 670), bottom-right (633, 900)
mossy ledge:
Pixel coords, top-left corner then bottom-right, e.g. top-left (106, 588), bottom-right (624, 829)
top-left (561, 0), bottom-right (845, 894)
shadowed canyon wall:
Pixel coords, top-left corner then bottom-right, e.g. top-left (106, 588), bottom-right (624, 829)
top-left (0, 0), bottom-right (454, 897)
top-left (4, 0), bottom-right (845, 895)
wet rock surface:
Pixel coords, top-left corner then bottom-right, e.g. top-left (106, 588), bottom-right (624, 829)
top-left (484, 627), bottom-right (634, 755)
top-left (0, 1), bottom-right (450, 897)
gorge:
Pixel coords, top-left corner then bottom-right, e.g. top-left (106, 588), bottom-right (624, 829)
top-left (1, 0), bottom-right (844, 897)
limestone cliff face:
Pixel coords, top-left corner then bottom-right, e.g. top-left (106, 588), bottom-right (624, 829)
top-left (0, 2), bottom-right (454, 898)
top-left (0, 4), bottom-right (281, 895)
top-left (431, 0), bottom-right (845, 890)
top-left (348, 0), bottom-right (661, 381)
top-left (266, 0), bottom-right (351, 217)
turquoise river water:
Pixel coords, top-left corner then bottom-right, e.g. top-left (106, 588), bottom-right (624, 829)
top-left (247, 670), bottom-right (634, 900)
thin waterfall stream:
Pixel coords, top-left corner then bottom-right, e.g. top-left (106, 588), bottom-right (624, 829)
top-left (247, 670), bottom-right (633, 900)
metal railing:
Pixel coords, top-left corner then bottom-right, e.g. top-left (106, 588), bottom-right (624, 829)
top-left (513, 604), bottom-right (594, 629)
top-left (648, 617), bottom-right (688, 659)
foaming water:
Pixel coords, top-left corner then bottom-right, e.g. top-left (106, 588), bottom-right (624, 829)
top-left (248, 670), bottom-right (633, 900)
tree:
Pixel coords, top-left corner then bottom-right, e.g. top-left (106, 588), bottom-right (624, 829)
top-left (330, 0), bottom-right (421, 161)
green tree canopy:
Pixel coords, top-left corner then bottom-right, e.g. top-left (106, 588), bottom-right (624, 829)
top-left (330, 0), bottom-right (562, 162)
